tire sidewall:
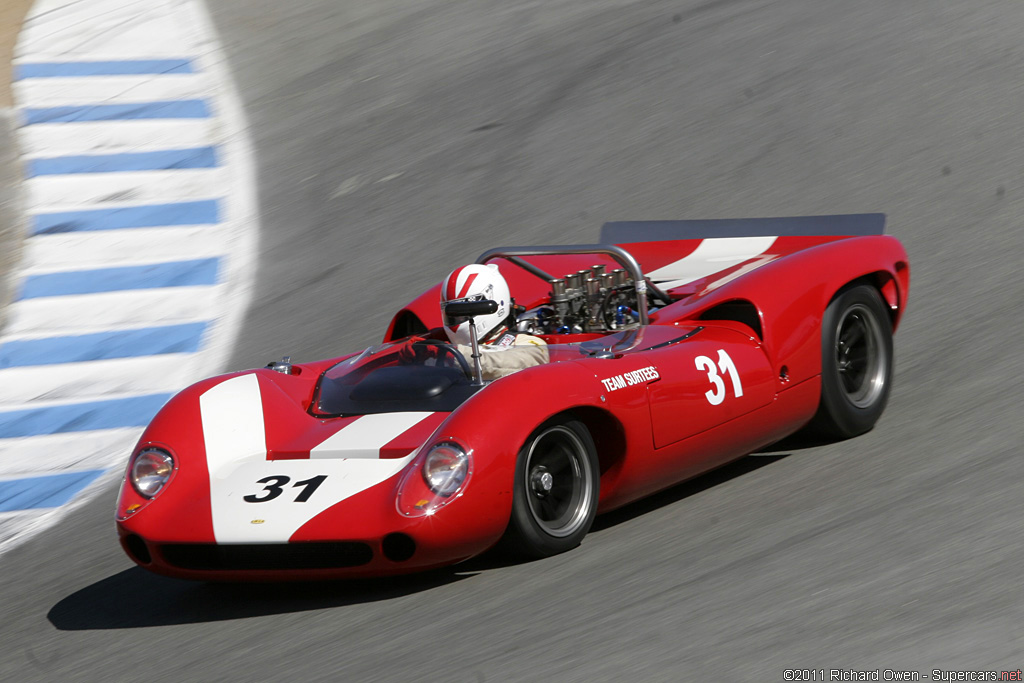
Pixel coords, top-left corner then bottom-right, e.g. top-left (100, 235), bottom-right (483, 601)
top-left (506, 417), bottom-right (600, 558)
top-left (817, 285), bottom-right (894, 438)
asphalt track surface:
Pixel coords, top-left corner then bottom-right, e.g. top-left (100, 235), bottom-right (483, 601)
top-left (3, 0), bottom-right (1024, 680)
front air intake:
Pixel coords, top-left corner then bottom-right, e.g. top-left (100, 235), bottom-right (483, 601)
top-left (159, 542), bottom-right (373, 571)
top-left (124, 534), bottom-right (152, 565)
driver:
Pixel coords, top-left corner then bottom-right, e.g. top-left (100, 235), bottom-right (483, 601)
top-left (440, 263), bottom-right (548, 380)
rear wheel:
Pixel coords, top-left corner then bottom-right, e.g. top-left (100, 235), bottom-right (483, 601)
top-left (502, 417), bottom-right (599, 559)
top-left (810, 285), bottom-right (893, 439)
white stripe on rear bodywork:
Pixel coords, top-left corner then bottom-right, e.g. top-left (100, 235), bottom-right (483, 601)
top-left (646, 236), bottom-right (777, 290)
top-left (310, 411), bottom-right (433, 459)
top-left (200, 375), bottom-right (423, 543)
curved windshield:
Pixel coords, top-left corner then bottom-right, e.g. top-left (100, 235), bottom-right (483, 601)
top-left (314, 340), bottom-right (477, 417)
top-left (314, 327), bottom-right (700, 417)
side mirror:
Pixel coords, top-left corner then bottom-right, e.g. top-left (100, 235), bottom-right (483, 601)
top-left (444, 300), bottom-right (498, 318)
top-left (442, 299), bottom-right (499, 386)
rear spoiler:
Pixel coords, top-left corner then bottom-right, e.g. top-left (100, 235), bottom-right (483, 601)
top-left (600, 213), bottom-right (885, 244)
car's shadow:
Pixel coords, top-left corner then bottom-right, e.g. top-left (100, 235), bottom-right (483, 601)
top-left (591, 432), bottom-right (820, 532)
top-left (49, 440), bottom-right (810, 630)
top-left (47, 566), bottom-right (475, 630)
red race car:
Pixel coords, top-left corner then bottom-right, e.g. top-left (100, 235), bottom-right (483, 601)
top-left (116, 215), bottom-right (909, 580)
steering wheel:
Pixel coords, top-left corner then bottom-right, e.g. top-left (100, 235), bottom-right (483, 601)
top-left (410, 338), bottom-right (473, 378)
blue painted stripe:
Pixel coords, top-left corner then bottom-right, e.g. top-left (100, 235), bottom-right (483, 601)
top-left (23, 100), bottom-right (210, 124)
top-left (0, 394), bottom-right (172, 438)
top-left (15, 59), bottom-right (194, 79)
top-left (0, 470), bottom-right (107, 512)
top-left (32, 200), bottom-right (220, 234)
top-left (0, 322), bottom-right (208, 368)
top-left (19, 259), bottom-right (220, 299)
top-left (27, 147), bottom-right (218, 176)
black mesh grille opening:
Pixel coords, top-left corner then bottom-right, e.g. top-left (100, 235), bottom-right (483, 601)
top-left (159, 542), bottom-right (373, 571)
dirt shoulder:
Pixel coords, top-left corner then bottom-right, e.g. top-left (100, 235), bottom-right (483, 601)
top-left (0, 0), bottom-right (33, 338)
top-left (1, 0), bottom-right (33, 108)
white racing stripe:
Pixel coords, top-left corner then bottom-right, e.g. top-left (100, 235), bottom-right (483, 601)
top-left (202, 374), bottom-right (267, 542)
top-left (646, 236), bottom-right (777, 290)
top-left (201, 375), bottom-right (419, 543)
top-left (311, 412), bottom-right (434, 459)
top-left (201, 374), bottom-right (268, 474)
top-left (211, 457), bottom-right (415, 544)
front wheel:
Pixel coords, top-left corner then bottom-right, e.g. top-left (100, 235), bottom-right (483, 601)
top-left (501, 417), bottom-right (599, 559)
top-left (810, 285), bottom-right (894, 439)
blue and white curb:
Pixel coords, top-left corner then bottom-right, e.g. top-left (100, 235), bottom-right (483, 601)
top-left (0, 0), bottom-right (258, 551)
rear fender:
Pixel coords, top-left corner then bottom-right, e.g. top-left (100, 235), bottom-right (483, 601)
top-left (656, 235), bottom-right (908, 385)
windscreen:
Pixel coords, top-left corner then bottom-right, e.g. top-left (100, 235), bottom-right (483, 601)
top-left (313, 328), bottom-right (696, 416)
top-left (314, 341), bottom-right (477, 416)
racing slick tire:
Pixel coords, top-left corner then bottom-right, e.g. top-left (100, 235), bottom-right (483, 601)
top-left (810, 284), bottom-right (894, 439)
top-left (502, 417), bottom-right (599, 559)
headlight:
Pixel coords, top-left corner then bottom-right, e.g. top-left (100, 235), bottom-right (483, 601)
top-left (422, 442), bottom-right (468, 497)
top-left (130, 448), bottom-right (175, 498)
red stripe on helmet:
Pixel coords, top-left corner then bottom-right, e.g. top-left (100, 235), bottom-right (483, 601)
top-left (444, 267), bottom-right (463, 301)
top-left (444, 268), bottom-right (479, 333)
top-left (457, 272), bottom-right (478, 299)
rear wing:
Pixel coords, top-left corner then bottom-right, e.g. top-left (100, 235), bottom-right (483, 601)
top-left (600, 213), bottom-right (885, 244)
top-left (600, 213), bottom-right (887, 295)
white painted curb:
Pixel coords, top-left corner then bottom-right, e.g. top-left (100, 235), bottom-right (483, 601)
top-left (0, 0), bottom-right (259, 554)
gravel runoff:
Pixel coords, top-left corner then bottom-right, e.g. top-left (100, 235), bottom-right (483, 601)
top-left (0, 0), bottom-right (31, 339)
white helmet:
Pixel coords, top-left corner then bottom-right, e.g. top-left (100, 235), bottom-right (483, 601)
top-left (440, 263), bottom-right (511, 345)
